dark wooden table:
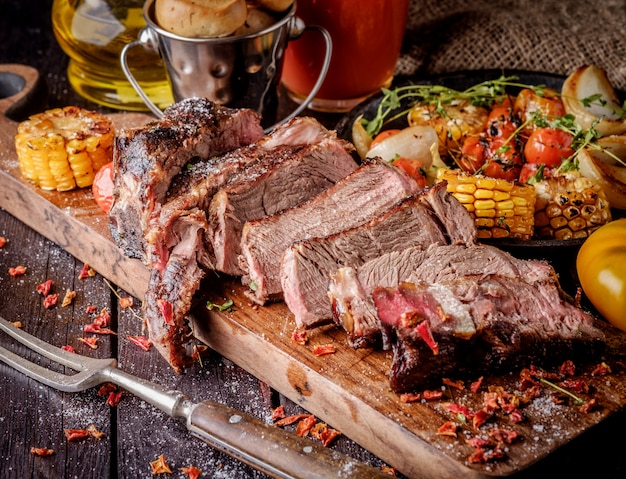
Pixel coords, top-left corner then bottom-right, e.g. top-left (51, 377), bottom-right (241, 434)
top-left (1, 1), bottom-right (626, 478)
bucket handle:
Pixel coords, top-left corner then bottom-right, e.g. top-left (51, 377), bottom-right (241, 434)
top-left (120, 22), bottom-right (332, 132)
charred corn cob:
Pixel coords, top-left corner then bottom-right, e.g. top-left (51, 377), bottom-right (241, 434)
top-left (15, 106), bottom-right (114, 191)
top-left (533, 174), bottom-right (612, 240)
top-left (437, 169), bottom-right (537, 240)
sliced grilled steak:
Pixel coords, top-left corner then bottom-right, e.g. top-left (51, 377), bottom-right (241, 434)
top-left (208, 136), bottom-right (357, 276)
top-left (372, 276), bottom-right (605, 392)
top-left (109, 98), bottom-right (264, 261)
top-left (329, 243), bottom-right (555, 348)
top-left (238, 158), bottom-right (420, 304)
top-left (281, 186), bottom-right (454, 329)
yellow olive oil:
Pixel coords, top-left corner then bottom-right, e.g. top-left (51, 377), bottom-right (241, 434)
top-left (51, 0), bottom-right (173, 110)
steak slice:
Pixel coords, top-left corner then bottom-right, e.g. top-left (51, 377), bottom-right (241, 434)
top-left (109, 98), bottom-right (264, 261)
top-left (208, 136), bottom-right (357, 276)
top-left (238, 158), bottom-right (420, 304)
top-left (372, 276), bottom-right (605, 392)
top-left (281, 186), bottom-right (453, 330)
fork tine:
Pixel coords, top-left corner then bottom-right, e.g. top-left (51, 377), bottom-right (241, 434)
top-left (0, 316), bottom-right (116, 392)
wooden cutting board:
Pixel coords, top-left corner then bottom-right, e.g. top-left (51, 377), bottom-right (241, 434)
top-left (2, 64), bottom-right (626, 479)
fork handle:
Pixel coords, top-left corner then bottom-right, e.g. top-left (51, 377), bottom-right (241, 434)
top-left (188, 400), bottom-right (389, 479)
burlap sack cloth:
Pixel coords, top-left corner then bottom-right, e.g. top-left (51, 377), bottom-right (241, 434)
top-left (398, 0), bottom-right (626, 90)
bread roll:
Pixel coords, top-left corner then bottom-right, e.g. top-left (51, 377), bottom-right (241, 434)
top-left (235, 7), bottom-right (278, 35)
top-left (248, 0), bottom-right (293, 13)
top-left (155, 0), bottom-right (248, 38)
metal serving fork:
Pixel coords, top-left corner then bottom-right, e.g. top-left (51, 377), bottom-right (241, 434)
top-left (0, 316), bottom-right (389, 479)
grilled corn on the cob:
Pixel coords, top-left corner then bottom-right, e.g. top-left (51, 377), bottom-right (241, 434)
top-left (533, 174), bottom-right (612, 240)
top-left (15, 106), bottom-right (114, 191)
top-left (437, 169), bottom-right (537, 240)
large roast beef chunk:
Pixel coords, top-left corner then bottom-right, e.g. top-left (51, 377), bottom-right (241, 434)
top-left (109, 98), bottom-right (264, 261)
top-left (329, 243), bottom-right (556, 348)
top-left (372, 276), bottom-right (605, 392)
top-left (207, 134), bottom-right (357, 276)
top-left (281, 185), bottom-right (456, 330)
top-left (238, 158), bottom-right (420, 305)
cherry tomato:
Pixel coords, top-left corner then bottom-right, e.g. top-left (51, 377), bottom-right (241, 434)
top-left (458, 135), bottom-right (488, 173)
top-left (481, 136), bottom-right (523, 181)
top-left (392, 157), bottom-right (427, 189)
top-left (486, 104), bottom-right (520, 138)
top-left (523, 127), bottom-right (574, 167)
top-left (513, 88), bottom-right (566, 130)
top-left (576, 219), bottom-right (626, 331)
top-left (92, 161), bottom-right (114, 213)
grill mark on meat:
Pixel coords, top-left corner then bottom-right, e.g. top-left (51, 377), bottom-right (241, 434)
top-left (208, 138), bottom-right (357, 275)
top-left (109, 99), bottom-right (264, 261)
top-left (281, 188), bottom-right (452, 329)
top-left (329, 243), bottom-right (556, 348)
top-left (372, 277), bottom-right (605, 392)
top-left (238, 158), bottom-right (420, 305)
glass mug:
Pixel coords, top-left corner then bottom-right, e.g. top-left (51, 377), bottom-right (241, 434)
top-left (122, 0), bottom-right (332, 129)
top-left (281, 0), bottom-right (410, 112)
top-left (51, 0), bottom-right (173, 111)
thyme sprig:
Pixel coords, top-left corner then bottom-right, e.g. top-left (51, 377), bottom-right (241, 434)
top-left (538, 377), bottom-right (585, 406)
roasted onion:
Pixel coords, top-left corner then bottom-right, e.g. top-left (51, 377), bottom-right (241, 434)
top-left (578, 135), bottom-right (626, 209)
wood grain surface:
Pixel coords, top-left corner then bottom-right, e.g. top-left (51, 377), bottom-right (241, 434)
top-left (3, 63), bottom-right (626, 479)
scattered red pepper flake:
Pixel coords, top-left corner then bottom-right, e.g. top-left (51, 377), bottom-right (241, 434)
top-left (399, 392), bottom-right (421, 403)
top-left (488, 428), bottom-right (519, 445)
top-left (274, 413), bottom-right (311, 427)
top-left (78, 263), bottom-right (95, 279)
top-left (472, 408), bottom-right (494, 429)
top-left (470, 376), bottom-right (484, 393)
top-left (62, 345), bottom-right (76, 353)
top-left (181, 465), bottom-right (202, 479)
top-left (150, 454), bottom-right (172, 474)
top-left (119, 296), bottom-right (134, 308)
top-left (467, 437), bottom-right (491, 449)
top-left (381, 465), bottom-right (397, 476)
top-left (84, 323), bottom-right (116, 335)
top-left (311, 344), bottom-right (336, 356)
top-left (87, 424), bottom-right (106, 439)
top-left (64, 429), bottom-right (90, 442)
top-left (443, 378), bottom-right (464, 390)
top-left (295, 415), bottom-right (316, 437)
top-left (85, 305), bottom-right (97, 314)
top-left (559, 379), bottom-right (589, 394)
top-left (93, 308), bottom-right (111, 327)
top-left (579, 398), bottom-right (599, 414)
top-left (30, 447), bottom-right (54, 456)
top-left (107, 391), bottom-right (123, 407)
top-left (437, 421), bottom-right (458, 437)
top-left (271, 405), bottom-right (286, 422)
top-left (415, 320), bottom-right (439, 355)
top-left (559, 359), bottom-right (576, 376)
top-left (36, 279), bottom-right (54, 295)
top-left (591, 362), bottom-right (612, 376)
top-left (61, 289), bottom-right (76, 307)
top-left (508, 409), bottom-right (525, 424)
top-left (447, 403), bottom-right (474, 421)
top-left (0, 236), bottom-right (6, 248)
top-left (10, 321), bottom-right (22, 328)
top-left (291, 328), bottom-right (308, 345)
top-left (97, 383), bottom-right (117, 396)
top-left (78, 336), bottom-right (99, 349)
top-left (43, 293), bottom-right (59, 309)
top-left (9, 265), bottom-right (27, 276)
top-left (127, 334), bottom-right (152, 351)
top-left (422, 389), bottom-right (443, 401)
top-left (310, 421), bottom-right (341, 446)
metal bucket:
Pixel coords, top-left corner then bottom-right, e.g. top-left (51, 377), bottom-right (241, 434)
top-left (121, 0), bottom-right (331, 129)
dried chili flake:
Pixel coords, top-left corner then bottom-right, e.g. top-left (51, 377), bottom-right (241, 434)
top-left (559, 359), bottom-right (576, 376)
top-left (472, 408), bottom-right (494, 429)
top-left (78, 263), bottom-right (95, 279)
top-left (271, 405), bottom-right (286, 422)
top-left (43, 293), bottom-right (59, 309)
top-left (483, 391), bottom-right (499, 410)
top-left (36, 279), bottom-right (54, 295)
top-left (78, 336), bottom-right (99, 349)
top-left (85, 305), bottom-right (97, 314)
top-left (559, 379), bottom-right (589, 394)
top-left (107, 391), bottom-right (122, 407)
top-left (399, 392), bottom-right (421, 403)
top-left (84, 323), bottom-right (116, 335)
top-left (508, 409), bottom-right (525, 424)
top-left (415, 320), bottom-right (438, 355)
top-left (150, 454), bottom-right (172, 474)
top-left (181, 465), bottom-right (202, 479)
top-left (291, 328), bottom-right (308, 345)
top-left (64, 428), bottom-right (90, 442)
top-left (488, 428), bottom-right (519, 445)
top-left (467, 437), bottom-right (491, 449)
top-left (470, 376), bottom-right (484, 393)
top-left (97, 383), bottom-right (117, 396)
top-left (295, 415), bottom-right (316, 437)
top-left (11, 321), bottom-right (22, 328)
top-left (381, 465), bottom-right (398, 476)
top-left (119, 296), bottom-right (134, 308)
top-left (0, 236), bottom-right (6, 248)
top-left (447, 403), bottom-right (474, 420)
top-left (127, 334), bottom-right (152, 351)
top-left (437, 421), bottom-right (458, 437)
top-left (422, 389), bottom-right (443, 401)
top-left (61, 290), bottom-right (76, 307)
top-left (93, 308), bottom-right (111, 327)
top-left (9, 265), bottom-right (27, 276)
top-left (591, 362), bottom-right (612, 376)
top-left (30, 447), bottom-right (54, 456)
top-left (87, 424), bottom-right (105, 439)
top-left (62, 345), bottom-right (76, 353)
top-left (274, 413), bottom-right (318, 428)
top-left (312, 344), bottom-right (336, 356)
top-left (310, 422), bottom-right (341, 446)
top-left (579, 398), bottom-right (599, 414)
top-left (443, 378), bottom-right (464, 390)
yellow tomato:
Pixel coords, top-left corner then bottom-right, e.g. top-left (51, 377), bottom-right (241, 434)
top-left (576, 218), bottom-right (626, 330)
